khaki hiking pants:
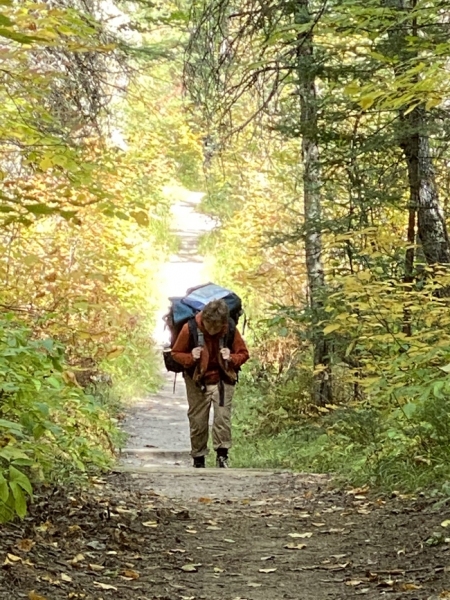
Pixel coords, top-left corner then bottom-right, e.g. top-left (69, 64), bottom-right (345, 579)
top-left (184, 376), bottom-right (235, 457)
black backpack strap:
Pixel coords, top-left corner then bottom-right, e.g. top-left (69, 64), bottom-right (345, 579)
top-left (188, 318), bottom-right (205, 348)
top-left (225, 317), bottom-right (236, 349)
top-left (188, 318), bottom-right (198, 348)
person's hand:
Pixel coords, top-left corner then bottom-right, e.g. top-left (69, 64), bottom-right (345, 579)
top-left (220, 348), bottom-right (231, 361)
top-left (192, 346), bottom-right (203, 360)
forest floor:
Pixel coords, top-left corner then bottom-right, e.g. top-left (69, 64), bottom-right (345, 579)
top-left (1, 468), bottom-right (450, 600)
top-left (2, 194), bottom-right (450, 600)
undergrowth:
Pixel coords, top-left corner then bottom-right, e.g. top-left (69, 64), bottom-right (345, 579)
top-left (0, 315), bottom-right (124, 522)
top-left (231, 364), bottom-right (450, 494)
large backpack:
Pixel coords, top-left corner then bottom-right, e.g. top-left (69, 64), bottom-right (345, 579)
top-left (162, 283), bottom-right (243, 373)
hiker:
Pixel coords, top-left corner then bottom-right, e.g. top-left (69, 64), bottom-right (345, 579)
top-left (171, 298), bottom-right (249, 468)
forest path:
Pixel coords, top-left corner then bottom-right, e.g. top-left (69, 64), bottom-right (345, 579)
top-left (1, 469), bottom-right (448, 600)
top-left (121, 189), bottom-right (214, 469)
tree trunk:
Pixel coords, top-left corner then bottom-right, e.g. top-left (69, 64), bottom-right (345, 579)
top-left (390, 0), bottom-right (450, 268)
top-left (401, 107), bottom-right (450, 266)
top-left (295, 0), bottom-right (332, 405)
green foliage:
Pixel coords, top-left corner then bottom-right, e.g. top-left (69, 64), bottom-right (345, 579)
top-left (0, 314), bottom-right (118, 522)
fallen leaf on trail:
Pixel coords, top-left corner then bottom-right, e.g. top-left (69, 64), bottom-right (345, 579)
top-left (93, 582), bottom-right (118, 590)
top-left (198, 497), bottom-right (212, 504)
top-left (68, 525), bottom-right (82, 535)
top-left (347, 486), bottom-right (369, 495)
top-left (28, 593), bottom-right (47, 600)
top-left (88, 564), bottom-right (105, 571)
top-left (377, 579), bottom-right (394, 588)
top-left (71, 553), bottom-right (85, 565)
top-left (324, 563), bottom-right (349, 571)
top-left (224, 538), bottom-right (236, 543)
top-left (86, 540), bottom-right (106, 551)
top-left (181, 564), bottom-right (201, 572)
top-left (142, 521), bottom-right (158, 528)
top-left (16, 539), bottom-right (35, 552)
top-left (259, 568), bottom-right (277, 573)
top-left (61, 573), bottom-right (72, 582)
top-left (7, 553), bottom-right (22, 562)
top-left (122, 569), bottom-right (140, 579)
top-left (399, 583), bottom-right (422, 591)
top-left (41, 575), bottom-right (59, 585)
top-left (345, 580), bottom-right (363, 587)
top-left (116, 507), bottom-right (135, 514)
top-left (284, 543), bottom-right (307, 550)
top-left (36, 521), bottom-right (53, 533)
top-left (248, 583), bottom-right (262, 587)
top-left (288, 532), bottom-right (312, 539)
top-left (320, 528), bottom-right (345, 534)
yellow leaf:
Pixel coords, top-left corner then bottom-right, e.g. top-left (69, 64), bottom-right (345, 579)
top-left (323, 323), bottom-right (341, 335)
top-left (181, 564), bottom-right (200, 572)
top-left (142, 521), bottom-right (158, 528)
top-left (93, 582), bottom-right (118, 590)
top-left (39, 156), bottom-right (53, 171)
top-left (28, 593), bottom-right (47, 600)
top-left (284, 543), bottom-right (307, 550)
top-left (106, 345), bottom-right (125, 359)
top-left (7, 553), bottom-right (22, 562)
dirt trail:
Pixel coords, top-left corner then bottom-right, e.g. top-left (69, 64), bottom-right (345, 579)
top-left (1, 470), bottom-right (450, 600)
top-left (121, 189), bottom-right (213, 469)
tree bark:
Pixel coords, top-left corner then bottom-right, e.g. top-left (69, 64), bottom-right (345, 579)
top-left (401, 107), bottom-right (450, 266)
top-left (390, 0), bottom-right (450, 268)
top-left (295, 0), bottom-right (332, 405)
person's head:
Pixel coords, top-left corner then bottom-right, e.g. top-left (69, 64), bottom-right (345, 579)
top-left (202, 299), bottom-right (229, 335)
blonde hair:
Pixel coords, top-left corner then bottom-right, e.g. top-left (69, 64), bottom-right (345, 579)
top-left (202, 299), bottom-right (229, 325)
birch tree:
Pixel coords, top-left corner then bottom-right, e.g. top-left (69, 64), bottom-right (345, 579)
top-left (186, 0), bottom-right (332, 404)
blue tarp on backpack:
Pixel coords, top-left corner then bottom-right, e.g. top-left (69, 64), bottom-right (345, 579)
top-left (182, 283), bottom-right (231, 311)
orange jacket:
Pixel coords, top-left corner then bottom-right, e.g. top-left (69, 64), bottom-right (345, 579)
top-left (171, 313), bottom-right (249, 385)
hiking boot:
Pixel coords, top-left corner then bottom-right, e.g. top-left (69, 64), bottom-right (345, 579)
top-left (216, 450), bottom-right (229, 468)
top-left (216, 455), bottom-right (229, 468)
top-left (193, 456), bottom-right (205, 468)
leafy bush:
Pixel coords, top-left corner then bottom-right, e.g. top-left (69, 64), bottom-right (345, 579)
top-left (0, 314), bottom-right (118, 522)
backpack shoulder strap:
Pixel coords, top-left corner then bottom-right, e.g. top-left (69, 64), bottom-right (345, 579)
top-left (224, 318), bottom-right (236, 349)
top-left (188, 318), bottom-right (204, 348)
